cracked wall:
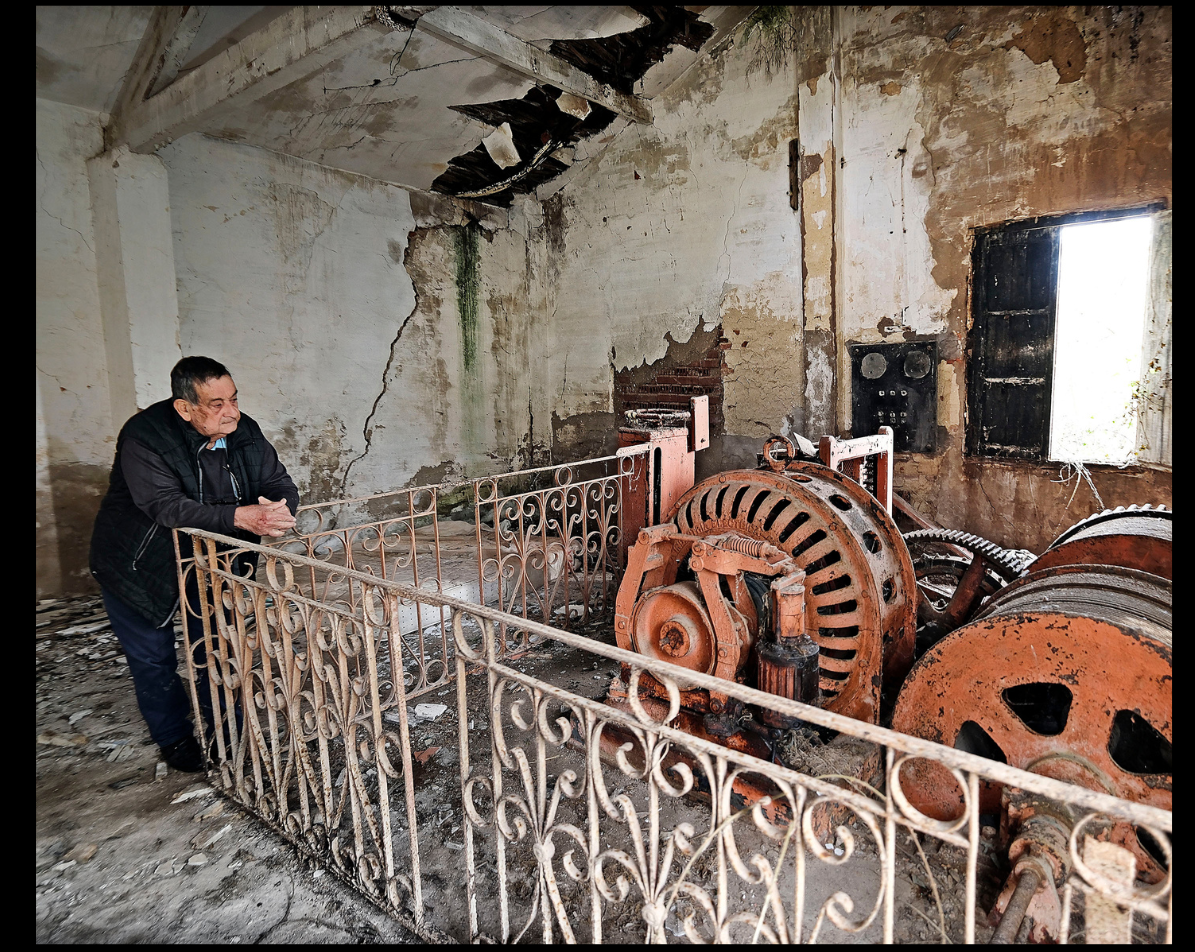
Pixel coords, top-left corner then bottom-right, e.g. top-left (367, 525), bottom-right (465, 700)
top-left (545, 6), bottom-right (1170, 552)
top-left (160, 134), bottom-right (546, 512)
top-left (36, 98), bottom-right (114, 598)
top-left (832, 6), bottom-right (1172, 550)
top-left (35, 6), bottom-right (1173, 596)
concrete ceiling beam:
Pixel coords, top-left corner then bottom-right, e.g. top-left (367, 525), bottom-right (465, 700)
top-left (414, 6), bottom-right (654, 125)
top-left (145, 5), bottom-right (212, 99)
top-left (106, 5), bottom-right (194, 146)
top-left (107, 6), bottom-right (389, 154)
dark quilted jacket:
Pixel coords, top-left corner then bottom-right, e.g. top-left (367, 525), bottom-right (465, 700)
top-left (89, 399), bottom-right (298, 626)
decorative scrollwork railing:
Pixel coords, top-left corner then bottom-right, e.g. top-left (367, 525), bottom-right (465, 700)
top-left (473, 450), bottom-right (645, 647)
top-left (175, 524), bottom-right (1171, 945)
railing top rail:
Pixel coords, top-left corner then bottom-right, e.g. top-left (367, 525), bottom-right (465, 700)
top-left (471, 446), bottom-right (650, 491)
top-left (292, 482), bottom-right (458, 514)
top-left (289, 446), bottom-right (650, 516)
top-left (177, 526), bottom-right (1173, 833)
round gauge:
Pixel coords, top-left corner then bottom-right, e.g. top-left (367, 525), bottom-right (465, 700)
top-left (904, 350), bottom-right (931, 379)
top-left (861, 352), bottom-right (888, 380)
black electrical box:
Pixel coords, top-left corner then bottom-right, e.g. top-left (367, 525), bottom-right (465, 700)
top-left (849, 341), bottom-right (937, 453)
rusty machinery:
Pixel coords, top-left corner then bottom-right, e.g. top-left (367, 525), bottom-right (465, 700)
top-left (600, 402), bottom-right (1171, 942)
top-left (606, 413), bottom-right (917, 802)
top-left (892, 505), bottom-right (1172, 942)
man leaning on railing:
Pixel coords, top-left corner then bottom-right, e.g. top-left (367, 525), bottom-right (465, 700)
top-left (88, 356), bottom-right (299, 772)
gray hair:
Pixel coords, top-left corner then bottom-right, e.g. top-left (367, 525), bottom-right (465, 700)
top-left (171, 356), bottom-right (231, 404)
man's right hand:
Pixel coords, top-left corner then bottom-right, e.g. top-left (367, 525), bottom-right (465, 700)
top-left (233, 497), bottom-right (297, 537)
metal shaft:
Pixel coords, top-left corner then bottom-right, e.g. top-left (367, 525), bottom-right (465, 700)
top-left (989, 865), bottom-right (1042, 944)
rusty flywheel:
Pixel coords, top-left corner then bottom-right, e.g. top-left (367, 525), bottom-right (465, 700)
top-left (891, 564), bottom-right (1172, 835)
top-left (1028, 504), bottom-right (1172, 578)
top-left (667, 463), bottom-right (917, 722)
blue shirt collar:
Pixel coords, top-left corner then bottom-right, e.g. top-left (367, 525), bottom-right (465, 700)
top-left (205, 437), bottom-right (227, 450)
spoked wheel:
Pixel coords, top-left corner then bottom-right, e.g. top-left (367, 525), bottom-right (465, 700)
top-left (902, 529), bottom-right (1031, 655)
top-left (891, 564), bottom-right (1172, 883)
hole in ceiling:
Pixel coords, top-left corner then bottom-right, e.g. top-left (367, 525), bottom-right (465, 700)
top-left (432, 8), bottom-right (715, 205)
top-left (432, 85), bottom-right (615, 205)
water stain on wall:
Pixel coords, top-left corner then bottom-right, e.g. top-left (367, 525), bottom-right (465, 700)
top-left (551, 409), bottom-right (618, 463)
top-left (452, 222), bottom-right (482, 373)
top-left (46, 459), bottom-right (111, 592)
top-left (265, 182), bottom-right (337, 263)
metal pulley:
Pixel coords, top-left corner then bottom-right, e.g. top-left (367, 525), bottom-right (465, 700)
top-left (1027, 504), bottom-right (1171, 578)
top-left (890, 562), bottom-right (1172, 880)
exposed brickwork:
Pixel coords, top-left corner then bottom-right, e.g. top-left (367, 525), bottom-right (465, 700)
top-left (614, 326), bottom-right (728, 434)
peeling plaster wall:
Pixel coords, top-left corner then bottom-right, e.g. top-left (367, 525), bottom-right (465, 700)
top-left (834, 6), bottom-right (1172, 551)
top-left (547, 6), bottom-right (1170, 552)
top-left (36, 98), bottom-right (113, 598)
top-left (547, 35), bottom-right (804, 468)
top-left (160, 134), bottom-right (541, 507)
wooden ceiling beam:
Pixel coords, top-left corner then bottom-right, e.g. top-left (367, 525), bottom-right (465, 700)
top-left (414, 6), bottom-right (653, 125)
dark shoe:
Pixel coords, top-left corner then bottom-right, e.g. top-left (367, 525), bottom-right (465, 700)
top-left (159, 735), bottom-right (205, 772)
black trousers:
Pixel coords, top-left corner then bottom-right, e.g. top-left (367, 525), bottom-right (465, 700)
top-left (101, 554), bottom-right (252, 748)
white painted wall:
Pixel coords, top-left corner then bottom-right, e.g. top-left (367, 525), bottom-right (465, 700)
top-left (36, 98), bottom-right (112, 595)
top-left (159, 133), bottom-right (540, 504)
top-left (161, 134), bottom-right (420, 501)
top-left (36, 99), bottom-right (112, 459)
top-left (549, 41), bottom-right (804, 441)
top-left (87, 145), bottom-right (183, 422)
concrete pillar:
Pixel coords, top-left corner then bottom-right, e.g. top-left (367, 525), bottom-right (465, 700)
top-left (86, 145), bottom-right (182, 423)
top-left (36, 374), bottom-right (62, 599)
top-left (795, 10), bottom-right (840, 438)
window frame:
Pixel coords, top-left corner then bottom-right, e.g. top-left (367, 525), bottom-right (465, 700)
top-left (966, 203), bottom-right (1167, 463)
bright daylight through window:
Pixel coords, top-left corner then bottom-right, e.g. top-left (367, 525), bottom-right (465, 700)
top-left (1049, 216), bottom-right (1153, 464)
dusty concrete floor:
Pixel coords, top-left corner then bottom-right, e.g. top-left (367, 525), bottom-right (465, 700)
top-left (36, 594), bottom-right (420, 944)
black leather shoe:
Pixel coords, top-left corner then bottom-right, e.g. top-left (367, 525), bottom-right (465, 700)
top-left (159, 735), bottom-right (205, 772)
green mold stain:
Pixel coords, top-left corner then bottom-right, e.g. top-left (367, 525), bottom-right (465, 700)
top-left (453, 222), bottom-right (482, 373)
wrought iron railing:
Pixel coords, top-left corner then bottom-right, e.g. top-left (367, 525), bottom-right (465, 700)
top-left (471, 449), bottom-right (646, 646)
top-left (174, 524), bottom-right (1171, 944)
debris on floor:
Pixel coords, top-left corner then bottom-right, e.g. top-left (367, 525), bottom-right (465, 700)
top-left (36, 594), bottom-right (421, 944)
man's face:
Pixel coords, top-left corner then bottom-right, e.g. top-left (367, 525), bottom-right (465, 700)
top-left (174, 375), bottom-right (240, 445)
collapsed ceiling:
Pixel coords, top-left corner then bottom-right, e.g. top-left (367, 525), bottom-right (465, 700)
top-left (35, 5), bottom-right (750, 204)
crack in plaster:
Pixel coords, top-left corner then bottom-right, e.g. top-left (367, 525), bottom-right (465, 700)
top-left (36, 148), bottom-right (95, 256)
top-left (323, 56), bottom-right (481, 95)
top-left (338, 290), bottom-right (420, 497)
top-left (716, 169), bottom-right (749, 304)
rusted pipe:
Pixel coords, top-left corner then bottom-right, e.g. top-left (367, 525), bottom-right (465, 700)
top-left (989, 865), bottom-right (1042, 944)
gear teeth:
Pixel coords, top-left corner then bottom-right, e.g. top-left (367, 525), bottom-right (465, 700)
top-left (1047, 503), bottom-right (1172, 550)
top-left (901, 528), bottom-right (1029, 582)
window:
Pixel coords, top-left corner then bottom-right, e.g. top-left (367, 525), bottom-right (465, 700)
top-left (967, 206), bottom-right (1171, 466)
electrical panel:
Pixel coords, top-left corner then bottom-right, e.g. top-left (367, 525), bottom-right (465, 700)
top-left (849, 341), bottom-right (937, 453)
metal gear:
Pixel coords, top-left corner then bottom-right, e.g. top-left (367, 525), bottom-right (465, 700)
top-left (1029, 504), bottom-right (1171, 579)
top-left (901, 528), bottom-right (1029, 651)
top-left (1046, 504), bottom-right (1170, 547)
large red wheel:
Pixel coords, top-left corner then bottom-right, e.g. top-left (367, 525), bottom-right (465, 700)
top-left (891, 565), bottom-right (1171, 878)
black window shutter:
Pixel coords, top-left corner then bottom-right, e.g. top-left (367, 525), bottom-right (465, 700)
top-left (967, 224), bottom-right (1060, 459)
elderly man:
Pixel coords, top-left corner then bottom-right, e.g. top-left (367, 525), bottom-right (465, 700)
top-left (90, 356), bottom-right (299, 771)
